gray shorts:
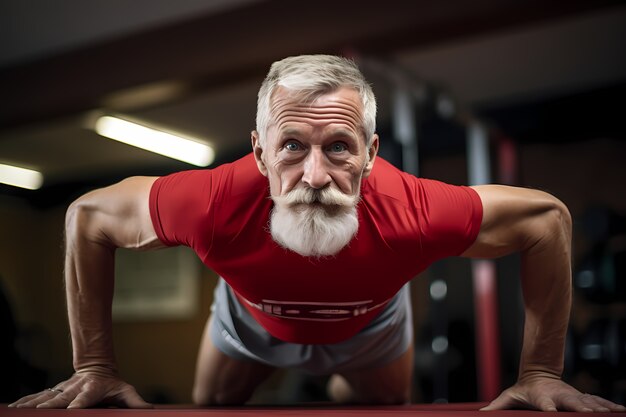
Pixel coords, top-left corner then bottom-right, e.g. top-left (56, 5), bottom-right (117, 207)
top-left (209, 279), bottom-right (413, 375)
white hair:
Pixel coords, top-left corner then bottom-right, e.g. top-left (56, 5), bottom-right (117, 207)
top-left (256, 55), bottom-right (377, 147)
top-left (269, 185), bottom-right (361, 258)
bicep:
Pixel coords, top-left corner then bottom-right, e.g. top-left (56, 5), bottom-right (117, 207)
top-left (461, 184), bottom-right (571, 259)
top-left (66, 176), bottom-right (165, 250)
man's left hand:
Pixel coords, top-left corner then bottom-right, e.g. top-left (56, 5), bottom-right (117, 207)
top-left (480, 374), bottom-right (626, 412)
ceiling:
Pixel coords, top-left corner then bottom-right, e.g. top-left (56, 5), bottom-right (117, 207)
top-left (1, 0), bottom-right (625, 204)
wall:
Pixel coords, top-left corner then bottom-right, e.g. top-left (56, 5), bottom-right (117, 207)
top-left (0, 198), bottom-right (70, 384)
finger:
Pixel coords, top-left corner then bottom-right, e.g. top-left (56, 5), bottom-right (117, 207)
top-left (9, 392), bottom-right (46, 407)
top-left (568, 393), bottom-right (624, 413)
top-left (67, 389), bottom-right (104, 409)
top-left (580, 394), bottom-right (611, 413)
top-left (36, 379), bottom-right (86, 409)
top-left (115, 385), bottom-right (153, 409)
top-left (585, 394), bottom-right (626, 412)
top-left (534, 396), bottom-right (558, 412)
top-left (14, 391), bottom-right (58, 408)
top-left (611, 403), bottom-right (626, 412)
top-left (480, 393), bottom-right (521, 411)
top-left (557, 393), bottom-right (600, 413)
top-left (36, 390), bottom-right (76, 409)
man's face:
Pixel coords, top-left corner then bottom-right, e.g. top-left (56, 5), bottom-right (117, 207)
top-left (251, 86), bottom-right (379, 257)
top-left (252, 86), bottom-right (378, 199)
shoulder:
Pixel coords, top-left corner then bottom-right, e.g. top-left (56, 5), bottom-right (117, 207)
top-left (152, 153), bottom-right (267, 201)
top-left (364, 157), bottom-right (479, 208)
top-left (362, 157), bottom-right (430, 209)
top-left (149, 153), bottom-right (269, 250)
top-left (362, 158), bottom-right (482, 247)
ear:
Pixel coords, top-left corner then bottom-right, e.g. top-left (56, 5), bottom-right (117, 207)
top-left (251, 130), bottom-right (268, 177)
top-left (362, 134), bottom-right (379, 178)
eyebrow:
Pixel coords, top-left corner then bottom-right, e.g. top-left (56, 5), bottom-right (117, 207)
top-left (279, 127), bottom-right (304, 137)
top-left (328, 128), bottom-right (359, 141)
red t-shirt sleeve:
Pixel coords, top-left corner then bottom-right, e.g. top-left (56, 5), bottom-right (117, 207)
top-left (149, 169), bottom-right (215, 256)
top-left (416, 178), bottom-right (483, 262)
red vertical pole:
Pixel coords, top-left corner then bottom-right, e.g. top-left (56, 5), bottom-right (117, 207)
top-left (497, 132), bottom-right (518, 186)
top-left (472, 260), bottom-right (501, 401)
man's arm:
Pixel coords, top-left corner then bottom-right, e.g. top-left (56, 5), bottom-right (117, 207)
top-left (463, 185), bottom-right (624, 412)
top-left (10, 176), bottom-right (164, 409)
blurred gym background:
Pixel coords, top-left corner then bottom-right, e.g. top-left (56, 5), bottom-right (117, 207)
top-left (1, 0), bottom-right (625, 405)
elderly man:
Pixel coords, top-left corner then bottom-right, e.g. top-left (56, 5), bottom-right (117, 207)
top-left (10, 55), bottom-right (625, 412)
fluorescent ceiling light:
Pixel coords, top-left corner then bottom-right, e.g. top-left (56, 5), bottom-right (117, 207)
top-left (94, 115), bottom-right (215, 167)
top-left (0, 163), bottom-right (44, 190)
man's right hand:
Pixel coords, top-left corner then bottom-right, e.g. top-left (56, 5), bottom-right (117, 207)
top-left (8, 368), bottom-right (152, 409)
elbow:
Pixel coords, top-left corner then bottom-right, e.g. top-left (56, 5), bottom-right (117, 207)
top-left (65, 195), bottom-right (91, 237)
top-left (549, 198), bottom-right (572, 241)
top-left (65, 193), bottom-right (108, 247)
top-left (528, 196), bottom-right (572, 252)
top-left (65, 198), bottom-right (84, 241)
top-left (65, 201), bottom-right (86, 252)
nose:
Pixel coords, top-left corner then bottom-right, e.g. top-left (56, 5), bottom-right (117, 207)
top-left (302, 148), bottom-right (332, 190)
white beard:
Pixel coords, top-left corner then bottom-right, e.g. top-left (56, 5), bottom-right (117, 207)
top-left (269, 187), bottom-right (360, 258)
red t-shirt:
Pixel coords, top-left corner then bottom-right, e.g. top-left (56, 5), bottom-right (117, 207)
top-left (149, 153), bottom-right (482, 344)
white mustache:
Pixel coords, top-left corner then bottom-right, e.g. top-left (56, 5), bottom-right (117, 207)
top-left (273, 186), bottom-right (359, 208)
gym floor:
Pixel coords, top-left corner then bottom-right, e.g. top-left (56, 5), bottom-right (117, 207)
top-left (2, 402), bottom-right (625, 416)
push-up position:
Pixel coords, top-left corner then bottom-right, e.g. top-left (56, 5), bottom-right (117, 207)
top-left (10, 55), bottom-right (625, 412)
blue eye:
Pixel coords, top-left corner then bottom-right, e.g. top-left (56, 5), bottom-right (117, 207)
top-left (329, 142), bottom-right (348, 153)
top-left (285, 142), bottom-right (300, 151)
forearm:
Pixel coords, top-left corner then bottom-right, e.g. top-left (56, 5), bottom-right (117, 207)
top-left (7, 178), bottom-right (162, 409)
top-left (466, 186), bottom-right (625, 411)
top-left (64, 196), bottom-right (121, 375)
top-left (65, 236), bottom-right (118, 374)
top-left (63, 177), bottom-right (161, 374)
top-left (518, 206), bottom-right (572, 380)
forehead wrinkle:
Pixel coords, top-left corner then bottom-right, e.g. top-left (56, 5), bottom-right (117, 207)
top-left (271, 91), bottom-right (364, 118)
top-left (268, 91), bottom-right (368, 141)
top-left (275, 115), bottom-right (361, 135)
top-left (271, 105), bottom-right (362, 125)
top-left (278, 112), bottom-right (361, 126)
top-left (275, 106), bottom-right (363, 125)
top-left (286, 102), bottom-right (362, 117)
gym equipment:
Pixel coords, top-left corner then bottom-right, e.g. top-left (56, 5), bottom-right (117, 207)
top-left (581, 206), bottom-right (626, 244)
top-left (575, 242), bottom-right (626, 304)
top-left (577, 318), bottom-right (626, 380)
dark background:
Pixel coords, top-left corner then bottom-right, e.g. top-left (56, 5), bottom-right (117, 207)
top-left (1, 0), bottom-right (625, 405)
